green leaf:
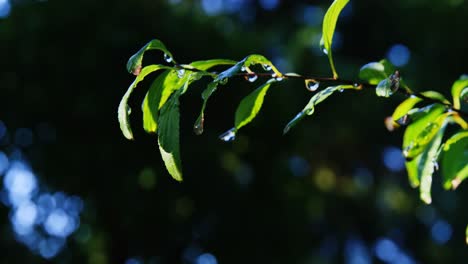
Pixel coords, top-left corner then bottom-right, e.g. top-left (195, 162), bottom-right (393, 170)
top-left (158, 91), bottom-right (183, 181)
top-left (118, 65), bottom-right (169, 140)
top-left (141, 68), bottom-right (193, 134)
top-left (359, 62), bottom-right (387, 85)
top-left (392, 96), bottom-right (423, 122)
top-left (403, 113), bottom-right (447, 159)
top-left (284, 84), bottom-right (353, 134)
top-left (190, 59), bottom-right (237, 71)
top-left (420, 91), bottom-right (450, 104)
top-left (216, 54), bottom-right (282, 82)
top-left (418, 125), bottom-right (446, 204)
top-left (127, 39), bottom-right (174, 75)
top-left (376, 78), bottom-right (393, 97)
top-left (321, 0), bottom-right (349, 79)
top-left (442, 130), bottom-right (468, 190)
top-left (235, 80), bottom-right (275, 131)
top-left (404, 104), bottom-right (445, 187)
top-left (451, 74), bottom-right (468, 109)
top-left (142, 71), bottom-right (171, 134)
top-left (359, 59), bottom-right (396, 85)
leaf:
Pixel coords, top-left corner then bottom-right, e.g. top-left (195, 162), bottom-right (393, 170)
top-left (142, 71), bottom-right (171, 134)
top-left (158, 91), bottom-right (183, 181)
top-left (234, 80), bottom-right (275, 131)
top-left (190, 59), bottom-right (237, 71)
top-left (359, 59), bottom-right (396, 85)
top-left (420, 90), bottom-right (450, 104)
top-left (404, 104), bottom-right (445, 187)
top-left (442, 130), bottom-right (468, 190)
top-left (418, 125), bottom-right (446, 204)
top-left (359, 62), bottom-right (387, 85)
top-left (321, 0), bottom-right (349, 79)
top-left (451, 74), bottom-right (468, 109)
top-left (403, 113), bottom-right (447, 160)
top-left (376, 78), bottom-right (393, 97)
top-left (118, 65), bottom-right (169, 140)
top-left (392, 96), bottom-right (423, 122)
top-left (284, 85), bottom-right (353, 134)
top-left (127, 39), bottom-right (174, 75)
top-left (215, 54), bottom-right (282, 82)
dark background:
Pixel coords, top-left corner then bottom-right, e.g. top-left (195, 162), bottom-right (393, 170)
top-left (0, 0), bottom-right (467, 263)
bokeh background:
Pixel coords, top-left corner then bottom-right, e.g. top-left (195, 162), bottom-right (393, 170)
top-left (1, 0), bottom-right (467, 263)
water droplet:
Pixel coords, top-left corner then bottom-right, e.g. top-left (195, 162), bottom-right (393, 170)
top-left (164, 53), bottom-right (173, 63)
top-left (305, 79), bottom-right (319, 91)
top-left (241, 66), bottom-right (247, 72)
top-left (193, 114), bottom-right (204, 135)
top-left (322, 48), bottom-right (328, 55)
top-left (396, 115), bottom-right (410, 126)
top-left (246, 73), bottom-right (258, 83)
top-left (177, 69), bottom-right (185, 78)
top-left (219, 128), bottom-right (236, 142)
top-left (272, 73), bottom-right (283, 81)
top-left (433, 159), bottom-right (439, 171)
top-left (127, 107), bottom-right (132, 115)
top-left (339, 88), bottom-right (344, 93)
top-left (262, 64), bottom-right (272, 71)
top-left (353, 83), bottom-right (359, 87)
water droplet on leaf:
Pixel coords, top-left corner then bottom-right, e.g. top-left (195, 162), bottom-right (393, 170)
top-left (241, 66), bottom-right (246, 72)
top-left (376, 79), bottom-right (393, 97)
top-left (262, 64), bottom-right (272, 71)
top-left (219, 128), bottom-right (236, 142)
top-left (322, 48), bottom-right (328, 55)
top-left (272, 73), bottom-right (283, 81)
top-left (246, 73), bottom-right (258, 83)
top-left (339, 88), bottom-right (344, 93)
top-left (177, 69), bottom-right (185, 78)
top-left (164, 53), bottom-right (173, 63)
top-left (305, 79), bottom-right (319, 91)
top-left (193, 114), bottom-right (204, 135)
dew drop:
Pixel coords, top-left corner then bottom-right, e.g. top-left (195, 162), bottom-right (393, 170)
top-left (305, 79), bottom-right (319, 91)
top-left (247, 73), bottom-right (258, 83)
top-left (322, 48), bottom-right (328, 55)
top-left (433, 159), bottom-right (439, 171)
top-left (241, 66), bottom-right (247, 72)
top-left (339, 88), bottom-right (344, 93)
top-left (219, 128), bottom-right (236, 142)
top-left (272, 73), bottom-right (283, 81)
top-left (193, 114), bottom-right (204, 135)
top-left (164, 53), bottom-right (173, 63)
top-left (177, 69), bottom-right (185, 78)
top-left (396, 115), bottom-right (410, 126)
top-left (262, 64), bottom-right (272, 71)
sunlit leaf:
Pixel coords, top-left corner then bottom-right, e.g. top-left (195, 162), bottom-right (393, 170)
top-left (392, 96), bottom-right (423, 122)
top-left (404, 104), bottom-right (445, 187)
top-left (118, 65), bottom-right (169, 140)
top-left (215, 54), bottom-right (281, 82)
top-left (158, 91), bottom-right (183, 181)
top-left (403, 113), bottom-right (447, 159)
top-left (420, 90), bottom-right (450, 104)
top-left (235, 80), bottom-right (275, 131)
top-left (359, 62), bottom-right (387, 85)
top-left (376, 78), bottom-right (392, 97)
top-left (442, 131), bottom-right (468, 190)
top-left (321, 0), bottom-right (349, 79)
top-left (127, 39), bottom-right (174, 75)
top-left (190, 59), bottom-right (237, 71)
top-left (419, 126), bottom-right (446, 204)
top-left (284, 85), bottom-right (353, 134)
top-left (142, 71), bottom-right (171, 134)
top-left (451, 74), bottom-right (468, 109)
